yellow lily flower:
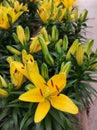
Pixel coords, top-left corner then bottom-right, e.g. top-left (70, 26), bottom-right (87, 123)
top-left (11, 50), bottom-right (39, 81)
top-left (37, 0), bottom-right (66, 23)
top-left (53, 0), bottom-right (61, 6)
top-left (19, 71), bottom-right (78, 123)
top-left (61, 0), bottom-right (77, 11)
top-left (10, 63), bottom-right (25, 89)
top-left (37, 0), bottom-right (52, 23)
top-left (14, 0), bottom-right (28, 12)
top-left (0, 4), bottom-right (9, 29)
top-left (37, 8), bottom-right (51, 23)
top-left (4, 0), bottom-right (28, 12)
top-left (30, 27), bottom-right (50, 53)
top-left (0, 2), bottom-right (27, 29)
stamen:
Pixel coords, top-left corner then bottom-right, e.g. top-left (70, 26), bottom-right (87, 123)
top-left (30, 58), bottom-right (33, 62)
top-left (39, 8), bottom-right (44, 13)
top-left (21, 67), bottom-right (24, 69)
top-left (55, 85), bottom-right (59, 92)
top-left (44, 82), bottom-right (48, 86)
top-left (14, 69), bottom-right (17, 73)
top-left (22, 62), bottom-right (25, 66)
top-left (40, 89), bottom-right (43, 96)
top-left (51, 79), bottom-right (54, 87)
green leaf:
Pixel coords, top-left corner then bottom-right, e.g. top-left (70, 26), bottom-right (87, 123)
top-left (20, 110), bottom-right (33, 130)
top-left (0, 108), bottom-right (10, 121)
top-left (32, 123), bottom-right (44, 130)
top-left (44, 114), bottom-right (52, 130)
top-left (52, 119), bottom-right (62, 130)
top-left (49, 108), bottom-right (65, 129)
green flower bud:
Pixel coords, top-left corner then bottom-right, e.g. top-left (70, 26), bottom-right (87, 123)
top-left (80, 9), bottom-right (88, 22)
top-left (6, 45), bottom-right (21, 55)
top-left (25, 26), bottom-right (30, 41)
top-left (25, 84), bottom-right (35, 90)
top-left (84, 39), bottom-right (94, 55)
top-left (41, 63), bottom-right (49, 80)
top-left (74, 8), bottom-right (78, 21)
top-left (62, 35), bottom-right (68, 51)
top-left (0, 75), bottom-right (7, 88)
top-left (0, 88), bottom-right (8, 97)
top-left (6, 56), bottom-right (14, 64)
top-left (44, 53), bottom-right (54, 66)
top-left (55, 41), bottom-right (62, 54)
top-left (12, 33), bottom-right (19, 43)
top-left (51, 25), bottom-right (59, 41)
top-left (76, 44), bottom-right (84, 66)
top-left (66, 39), bottom-right (79, 60)
top-left (38, 35), bottom-right (49, 55)
top-left (60, 61), bottom-right (71, 76)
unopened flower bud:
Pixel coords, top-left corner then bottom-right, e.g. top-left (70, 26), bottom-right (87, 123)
top-left (0, 75), bottom-right (7, 88)
top-left (0, 88), bottom-right (8, 97)
top-left (76, 44), bottom-right (84, 66)
top-left (25, 26), bottom-right (30, 41)
top-left (80, 9), bottom-right (88, 22)
top-left (16, 25), bottom-right (26, 45)
top-left (41, 63), bottom-right (49, 80)
top-left (51, 25), bottom-right (59, 41)
top-left (44, 53), bottom-right (54, 66)
top-left (6, 56), bottom-right (14, 64)
top-left (6, 45), bottom-right (21, 55)
top-left (60, 61), bottom-right (71, 76)
top-left (62, 35), bottom-right (68, 51)
top-left (25, 84), bottom-right (35, 90)
top-left (66, 39), bottom-right (79, 60)
top-left (84, 39), bottom-right (94, 55)
top-left (38, 35), bottom-right (49, 55)
top-left (55, 42), bottom-right (62, 54)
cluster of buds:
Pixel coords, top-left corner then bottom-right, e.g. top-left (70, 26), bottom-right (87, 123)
top-left (66, 38), bottom-right (97, 69)
top-left (0, 0), bottom-right (28, 29)
top-left (37, 0), bottom-right (76, 23)
top-left (13, 25), bottom-right (30, 46)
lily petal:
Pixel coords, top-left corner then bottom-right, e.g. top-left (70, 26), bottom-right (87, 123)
top-left (27, 63), bottom-right (47, 89)
top-left (11, 61), bottom-right (28, 78)
top-left (19, 88), bottom-right (44, 102)
top-left (29, 73), bottom-right (47, 89)
top-left (34, 100), bottom-right (50, 123)
top-left (22, 49), bottom-right (27, 64)
top-left (47, 73), bottom-right (66, 94)
top-left (25, 54), bottom-right (34, 63)
top-left (10, 63), bottom-right (25, 88)
top-left (50, 94), bottom-right (78, 114)
top-left (26, 61), bottom-right (39, 75)
top-left (30, 36), bottom-right (41, 53)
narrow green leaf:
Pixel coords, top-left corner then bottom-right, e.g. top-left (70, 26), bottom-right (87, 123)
top-left (44, 114), bottom-right (52, 130)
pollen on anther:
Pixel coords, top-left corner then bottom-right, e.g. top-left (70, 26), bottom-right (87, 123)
top-left (44, 82), bottom-right (48, 86)
top-left (30, 58), bottom-right (33, 62)
top-left (14, 69), bottom-right (17, 73)
top-left (55, 85), bottom-right (59, 92)
top-left (21, 67), bottom-right (24, 69)
top-left (51, 79), bottom-right (54, 87)
top-left (40, 89), bottom-right (43, 96)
